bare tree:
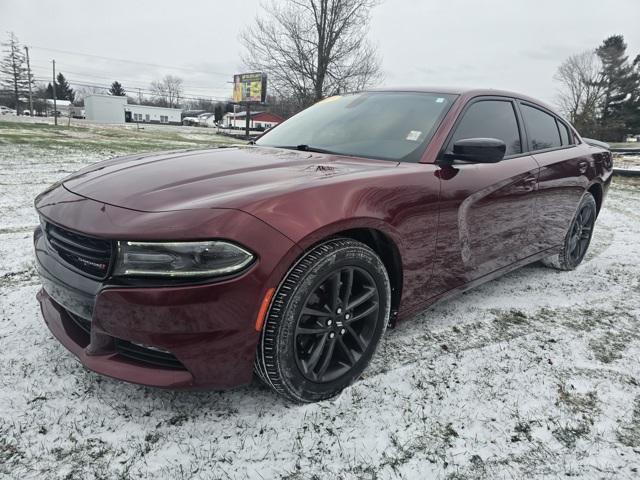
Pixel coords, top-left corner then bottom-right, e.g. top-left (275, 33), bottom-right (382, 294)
top-left (150, 75), bottom-right (183, 108)
top-left (74, 85), bottom-right (108, 106)
top-left (240, 0), bottom-right (382, 108)
top-left (554, 51), bottom-right (605, 136)
top-left (0, 32), bottom-right (32, 114)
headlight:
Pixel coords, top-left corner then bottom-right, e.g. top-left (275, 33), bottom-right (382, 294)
top-left (113, 241), bottom-right (254, 278)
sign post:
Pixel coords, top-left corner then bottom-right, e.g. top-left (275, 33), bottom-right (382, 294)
top-left (245, 103), bottom-right (251, 137)
top-left (232, 72), bottom-right (267, 138)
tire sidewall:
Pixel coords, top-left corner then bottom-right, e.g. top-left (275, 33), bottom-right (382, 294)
top-left (560, 193), bottom-right (597, 269)
top-left (267, 240), bottom-right (390, 402)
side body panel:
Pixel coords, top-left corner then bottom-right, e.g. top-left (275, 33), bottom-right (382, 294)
top-left (429, 156), bottom-right (539, 298)
top-left (242, 164), bottom-right (443, 316)
top-left (530, 143), bottom-right (607, 251)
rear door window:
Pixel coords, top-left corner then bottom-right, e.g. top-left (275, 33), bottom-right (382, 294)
top-left (521, 104), bottom-right (562, 151)
top-left (448, 100), bottom-right (522, 156)
top-left (557, 120), bottom-right (572, 146)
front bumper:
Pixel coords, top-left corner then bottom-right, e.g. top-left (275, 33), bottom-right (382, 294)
top-left (34, 186), bottom-right (300, 389)
top-left (37, 288), bottom-right (194, 388)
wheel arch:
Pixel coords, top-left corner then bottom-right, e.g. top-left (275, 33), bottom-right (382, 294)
top-left (294, 221), bottom-right (404, 324)
top-left (587, 181), bottom-right (603, 216)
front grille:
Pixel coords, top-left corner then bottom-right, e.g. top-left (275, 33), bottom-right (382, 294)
top-left (67, 311), bottom-right (185, 371)
top-left (44, 222), bottom-right (113, 279)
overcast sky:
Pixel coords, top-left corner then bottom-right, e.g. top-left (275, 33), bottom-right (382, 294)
top-left (1, 0), bottom-right (639, 106)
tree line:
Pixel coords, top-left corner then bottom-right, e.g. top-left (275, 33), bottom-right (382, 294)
top-left (555, 34), bottom-right (640, 142)
top-left (0, 33), bottom-right (233, 119)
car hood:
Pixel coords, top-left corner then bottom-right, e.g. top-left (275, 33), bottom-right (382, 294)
top-left (62, 146), bottom-right (397, 212)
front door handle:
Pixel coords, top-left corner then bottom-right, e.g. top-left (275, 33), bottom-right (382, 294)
top-left (578, 160), bottom-right (589, 174)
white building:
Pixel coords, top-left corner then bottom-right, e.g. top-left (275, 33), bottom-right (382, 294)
top-left (46, 99), bottom-right (72, 116)
top-left (85, 95), bottom-right (127, 123)
top-left (125, 104), bottom-right (182, 125)
top-left (84, 94), bottom-right (182, 125)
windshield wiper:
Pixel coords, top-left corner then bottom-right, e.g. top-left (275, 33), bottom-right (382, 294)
top-left (275, 144), bottom-right (338, 155)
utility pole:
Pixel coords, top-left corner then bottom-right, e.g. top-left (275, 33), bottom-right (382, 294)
top-left (24, 46), bottom-right (34, 115)
top-left (52, 59), bottom-right (57, 126)
top-left (245, 102), bottom-right (251, 137)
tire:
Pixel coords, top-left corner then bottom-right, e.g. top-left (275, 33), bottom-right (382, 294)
top-left (255, 238), bottom-right (391, 402)
top-left (541, 192), bottom-right (597, 271)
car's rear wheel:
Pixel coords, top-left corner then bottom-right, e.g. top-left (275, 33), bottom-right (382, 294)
top-left (255, 238), bottom-right (391, 402)
top-left (541, 192), bottom-right (597, 271)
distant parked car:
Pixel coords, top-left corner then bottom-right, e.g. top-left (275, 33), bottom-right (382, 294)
top-left (182, 116), bottom-right (200, 126)
top-left (34, 87), bottom-right (613, 402)
top-left (0, 106), bottom-right (16, 115)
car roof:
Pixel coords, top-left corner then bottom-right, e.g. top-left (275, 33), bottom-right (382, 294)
top-left (366, 86), bottom-right (557, 113)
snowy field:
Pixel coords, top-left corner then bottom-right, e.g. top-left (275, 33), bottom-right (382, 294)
top-left (1, 120), bottom-right (640, 479)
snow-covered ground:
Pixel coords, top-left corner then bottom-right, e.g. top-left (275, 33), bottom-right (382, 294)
top-left (1, 122), bottom-right (640, 479)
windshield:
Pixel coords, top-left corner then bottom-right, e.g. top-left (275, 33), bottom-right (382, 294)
top-left (256, 92), bottom-right (457, 162)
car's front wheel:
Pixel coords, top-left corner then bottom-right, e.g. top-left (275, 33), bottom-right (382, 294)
top-left (542, 192), bottom-right (597, 271)
top-left (255, 238), bottom-right (391, 402)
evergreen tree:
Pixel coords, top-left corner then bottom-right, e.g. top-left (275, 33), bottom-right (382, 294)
top-left (0, 32), bottom-right (31, 114)
top-left (628, 54), bottom-right (640, 135)
top-left (214, 104), bottom-right (223, 122)
top-left (109, 81), bottom-right (126, 96)
top-left (595, 35), bottom-right (640, 141)
top-left (55, 72), bottom-right (75, 102)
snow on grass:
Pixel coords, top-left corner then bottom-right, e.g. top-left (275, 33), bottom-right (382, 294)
top-left (1, 122), bottom-right (640, 479)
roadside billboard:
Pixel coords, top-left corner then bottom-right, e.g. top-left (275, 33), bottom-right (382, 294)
top-left (232, 72), bottom-right (267, 104)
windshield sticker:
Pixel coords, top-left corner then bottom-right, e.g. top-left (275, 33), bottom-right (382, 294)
top-left (406, 130), bottom-right (422, 141)
top-left (436, 97), bottom-right (445, 103)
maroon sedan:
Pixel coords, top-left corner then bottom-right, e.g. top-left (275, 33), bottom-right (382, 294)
top-left (34, 88), bottom-right (612, 402)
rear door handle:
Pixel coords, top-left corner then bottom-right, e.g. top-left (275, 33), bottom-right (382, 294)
top-left (578, 160), bottom-right (589, 174)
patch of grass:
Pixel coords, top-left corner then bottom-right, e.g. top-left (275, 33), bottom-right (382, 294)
top-left (0, 120), bottom-right (88, 132)
top-left (552, 421), bottom-right (591, 449)
top-left (589, 331), bottom-right (630, 363)
top-left (617, 396), bottom-right (640, 447)
top-left (492, 309), bottom-right (528, 331)
top-left (556, 384), bottom-right (599, 415)
top-left (511, 421), bottom-right (533, 442)
top-left (0, 120), bottom-right (236, 154)
top-left (0, 439), bottom-right (23, 473)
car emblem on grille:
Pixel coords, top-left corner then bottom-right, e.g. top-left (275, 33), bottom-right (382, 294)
top-left (75, 257), bottom-right (107, 271)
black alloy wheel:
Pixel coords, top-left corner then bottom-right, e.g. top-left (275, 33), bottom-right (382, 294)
top-left (542, 192), bottom-right (597, 271)
top-left (567, 202), bottom-right (595, 264)
top-left (255, 238), bottom-right (391, 402)
top-left (294, 266), bottom-right (380, 383)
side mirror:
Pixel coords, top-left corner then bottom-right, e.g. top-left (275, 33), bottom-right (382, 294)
top-left (444, 138), bottom-right (506, 163)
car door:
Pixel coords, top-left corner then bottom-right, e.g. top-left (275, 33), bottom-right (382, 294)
top-left (517, 102), bottom-right (589, 251)
top-left (429, 97), bottom-right (540, 297)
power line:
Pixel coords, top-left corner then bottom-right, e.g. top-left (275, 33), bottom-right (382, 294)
top-left (32, 76), bottom-right (231, 102)
top-left (29, 64), bottom-right (229, 92)
top-left (29, 45), bottom-right (232, 77)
